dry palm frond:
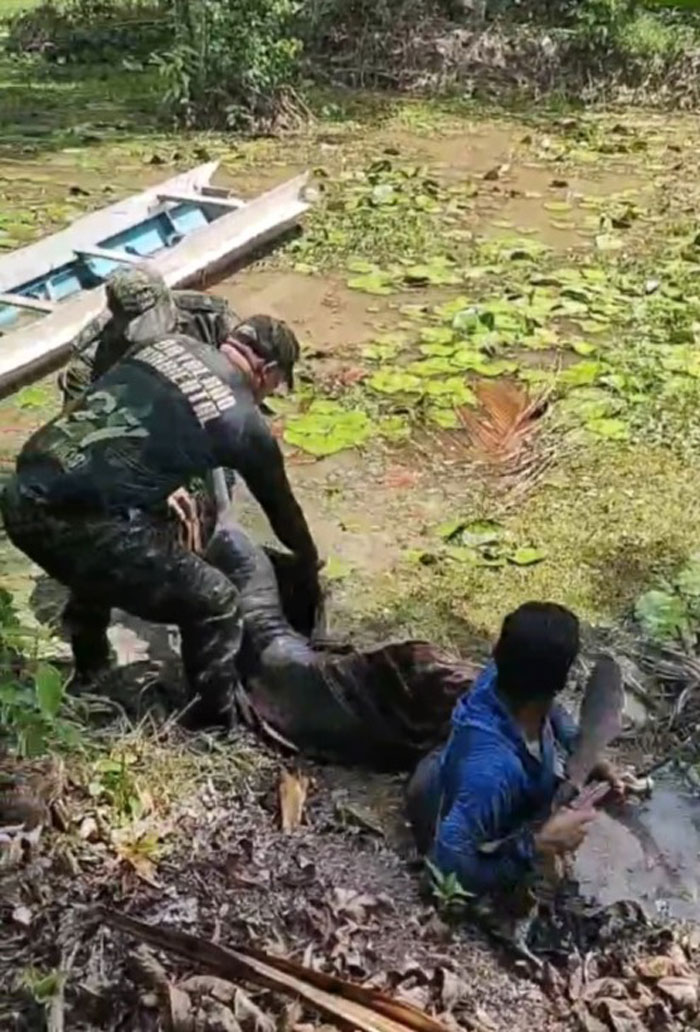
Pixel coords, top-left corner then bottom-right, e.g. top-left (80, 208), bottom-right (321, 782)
top-left (424, 379), bottom-right (554, 500)
top-left (456, 379), bottom-right (548, 467)
top-left (101, 909), bottom-right (493, 1032)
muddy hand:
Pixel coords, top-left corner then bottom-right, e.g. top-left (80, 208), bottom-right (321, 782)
top-left (168, 487), bottom-right (202, 554)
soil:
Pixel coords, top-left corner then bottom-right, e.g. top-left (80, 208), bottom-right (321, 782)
top-left (2, 105), bottom-right (700, 1032)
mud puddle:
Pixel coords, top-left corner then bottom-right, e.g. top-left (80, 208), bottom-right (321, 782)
top-left (575, 773), bottom-right (700, 922)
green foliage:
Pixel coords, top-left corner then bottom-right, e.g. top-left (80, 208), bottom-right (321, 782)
top-left (0, 588), bottom-right (77, 757)
top-left (425, 858), bottom-right (474, 914)
top-left (156, 0), bottom-right (302, 129)
top-left (433, 518), bottom-right (547, 569)
top-left (635, 553), bottom-right (700, 644)
top-left (284, 399), bottom-right (372, 456)
top-left (5, 0), bottom-right (170, 63)
top-left (88, 752), bottom-right (147, 821)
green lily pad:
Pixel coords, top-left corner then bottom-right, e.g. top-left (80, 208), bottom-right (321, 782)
top-left (560, 361), bottom-right (600, 388)
top-left (368, 370), bottom-right (423, 394)
top-left (577, 320), bottom-right (608, 335)
top-left (347, 271), bottom-right (396, 296)
top-left (437, 518), bottom-right (467, 541)
top-left (426, 406), bottom-right (459, 428)
top-left (284, 402), bottom-right (372, 457)
top-left (16, 384), bottom-right (51, 409)
top-left (557, 387), bottom-right (621, 422)
top-left (420, 342), bottom-right (458, 357)
top-left (419, 326), bottom-right (456, 346)
top-left (476, 359), bottom-right (519, 378)
top-left (407, 357), bottom-right (456, 377)
top-left (451, 348), bottom-right (488, 371)
top-left (362, 333), bottom-right (408, 361)
top-left (509, 546), bottom-right (547, 566)
top-left (424, 378), bottom-right (475, 405)
top-left (571, 341), bottom-right (598, 356)
top-left (586, 416), bottom-right (629, 441)
top-left (460, 519), bottom-right (504, 547)
top-left (445, 546), bottom-right (480, 565)
top-left (404, 260), bottom-right (461, 287)
top-left (544, 201), bottom-right (573, 214)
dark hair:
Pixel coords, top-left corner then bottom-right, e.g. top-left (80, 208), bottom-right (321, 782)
top-left (493, 601), bottom-right (580, 708)
top-left (233, 315), bottom-right (300, 389)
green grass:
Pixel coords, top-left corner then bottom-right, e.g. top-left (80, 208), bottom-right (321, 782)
top-left (0, 0), bottom-right (40, 15)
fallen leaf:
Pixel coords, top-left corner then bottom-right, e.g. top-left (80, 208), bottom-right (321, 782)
top-left (590, 997), bottom-right (646, 1032)
top-left (657, 975), bottom-right (699, 1011)
top-left (180, 975), bottom-right (236, 1004)
top-left (279, 770), bottom-right (310, 833)
top-left (167, 984), bottom-right (195, 1032)
top-left (199, 999), bottom-right (241, 1032)
top-left (115, 842), bottom-right (160, 886)
top-left (330, 887), bottom-right (383, 925)
top-left (12, 905), bottom-right (32, 927)
top-left (436, 969), bottom-right (468, 1012)
top-left (234, 987), bottom-right (276, 1032)
top-left (635, 956), bottom-right (676, 981)
top-left (79, 816), bottom-right (100, 842)
top-left (583, 978), bottom-right (630, 1002)
top-left (572, 1003), bottom-right (608, 1032)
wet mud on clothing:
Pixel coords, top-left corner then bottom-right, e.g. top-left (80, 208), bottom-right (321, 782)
top-left (17, 335), bottom-right (315, 560)
top-left (1, 479), bottom-right (241, 726)
top-left (58, 291), bottom-right (239, 405)
top-left (206, 518), bottom-right (476, 768)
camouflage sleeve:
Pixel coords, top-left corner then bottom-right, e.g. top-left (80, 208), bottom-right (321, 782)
top-left (173, 291), bottom-right (239, 348)
top-left (57, 312), bottom-right (111, 405)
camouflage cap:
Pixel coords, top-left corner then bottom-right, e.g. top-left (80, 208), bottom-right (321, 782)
top-left (233, 315), bottom-right (300, 389)
top-left (105, 263), bottom-right (177, 345)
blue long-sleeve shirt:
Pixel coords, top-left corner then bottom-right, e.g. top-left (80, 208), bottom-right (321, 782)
top-left (429, 662), bottom-right (578, 896)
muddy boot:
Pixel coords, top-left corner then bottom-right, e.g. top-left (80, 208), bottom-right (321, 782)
top-left (181, 684), bottom-right (237, 731)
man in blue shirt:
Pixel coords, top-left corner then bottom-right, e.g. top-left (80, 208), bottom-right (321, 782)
top-left (407, 602), bottom-right (621, 897)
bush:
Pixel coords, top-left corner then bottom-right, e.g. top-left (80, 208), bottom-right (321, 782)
top-left (5, 0), bottom-right (171, 64)
top-left (0, 588), bottom-right (76, 758)
top-left (156, 0), bottom-right (303, 130)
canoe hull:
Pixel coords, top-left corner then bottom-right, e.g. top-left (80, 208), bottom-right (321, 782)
top-left (0, 163), bottom-right (310, 396)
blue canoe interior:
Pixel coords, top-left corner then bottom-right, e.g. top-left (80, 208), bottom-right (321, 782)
top-left (0, 200), bottom-right (217, 333)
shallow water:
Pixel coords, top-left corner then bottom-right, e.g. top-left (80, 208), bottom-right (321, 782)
top-left (575, 774), bottom-right (700, 922)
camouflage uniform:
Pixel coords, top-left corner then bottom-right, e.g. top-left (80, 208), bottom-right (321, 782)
top-left (2, 479), bottom-right (241, 727)
top-left (2, 332), bottom-right (314, 728)
top-left (58, 265), bottom-right (239, 406)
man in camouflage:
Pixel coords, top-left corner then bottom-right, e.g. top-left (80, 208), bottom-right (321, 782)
top-left (2, 315), bottom-right (317, 729)
top-left (57, 264), bottom-right (239, 405)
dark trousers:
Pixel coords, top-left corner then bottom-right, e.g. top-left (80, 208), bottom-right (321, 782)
top-left (1, 478), bottom-right (241, 727)
top-left (405, 745), bottom-right (443, 855)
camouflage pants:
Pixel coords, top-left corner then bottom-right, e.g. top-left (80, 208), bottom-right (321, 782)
top-left (1, 478), bottom-right (242, 727)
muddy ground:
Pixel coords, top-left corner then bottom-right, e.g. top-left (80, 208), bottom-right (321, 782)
top-left (3, 87), bottom-right (700, 1030)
